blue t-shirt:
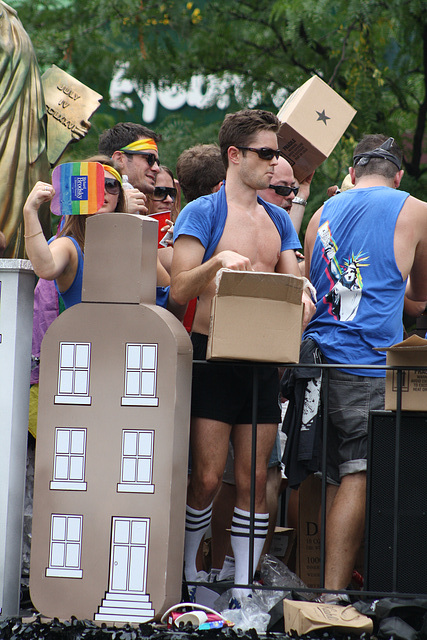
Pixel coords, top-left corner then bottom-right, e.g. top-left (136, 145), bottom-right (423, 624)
top-left (174, 183), bottom-right (301, 260)
top-left (304, 186), bottom-right (409, 376)
top-left (50, 236), bottom-right (169, 310)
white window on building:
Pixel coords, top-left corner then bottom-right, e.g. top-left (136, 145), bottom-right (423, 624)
top-left (55, 342), bottom-right (92, 405)
top-left (46, 514), bottom-right (83, 578)
top-left (121, 343), bottom-right (159, 406)
top-left (118, 430), bottom-right (155, 493)
top-left (50, 428), bottom-right (87, 490)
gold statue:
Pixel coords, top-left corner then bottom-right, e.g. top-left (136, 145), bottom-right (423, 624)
top-left (0, 2), bottom-right (51, 257)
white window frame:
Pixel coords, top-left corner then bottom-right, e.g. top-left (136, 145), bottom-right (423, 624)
top-left (55, 342), bottom-right (92, 405)
top-left (117, 430), bottom-right (155, 493)
top-left (121, 343), bottom-right (159, 406)
top-left (46, 514), bottom-right (83, 578)
top-left (50, 428), bottom-right (87, 490)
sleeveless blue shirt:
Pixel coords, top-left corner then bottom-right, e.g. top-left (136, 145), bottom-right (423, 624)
top-left (304, 186), bottom-right (409, 376)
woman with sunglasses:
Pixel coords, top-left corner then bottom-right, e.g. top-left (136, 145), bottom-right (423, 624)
top-left (23, 156), bottom-right (174, 311)
top-left (147, 165), bottom-right (179, 220)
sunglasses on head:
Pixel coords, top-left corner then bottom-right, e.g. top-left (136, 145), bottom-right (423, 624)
top-left (268, 184), bottom-right (299, 197)
top-left (104, 178), bottom-right (121, 195)
top-left (152, 186), bottom-right (177, 201)
top-left (123, 151), bottom-right (160, 168)
top-left (237, 146), bottom-right (281, 161)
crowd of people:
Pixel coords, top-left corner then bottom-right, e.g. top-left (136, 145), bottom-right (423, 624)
top-left (22, 108), bottom-right (427, 610)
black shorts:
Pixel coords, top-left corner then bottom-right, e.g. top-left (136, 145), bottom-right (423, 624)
top-left (191, 333), bottom-right (281, 425)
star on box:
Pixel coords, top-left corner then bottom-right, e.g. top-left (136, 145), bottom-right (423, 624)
top-left (316, 109), bottom-right (331, 125)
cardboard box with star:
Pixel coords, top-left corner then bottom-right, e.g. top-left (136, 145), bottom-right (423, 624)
top-left (277, 75), bottom-right (356, 182)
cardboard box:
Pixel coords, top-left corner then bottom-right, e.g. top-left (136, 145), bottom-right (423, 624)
top-left (376, 335), bottom-right (427, 411)
top-left (206, 270), bottom-right (304, 363)
top-left (269, 526), bottom-right (296, 566)
top-left (283, 600), bottom-right (373, 636)
top-left (277, 75), bottom-right (356, 182)
top-left (297, 474), bottom-right (321, 588)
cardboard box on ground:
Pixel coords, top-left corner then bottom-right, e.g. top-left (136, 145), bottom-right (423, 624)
top-left (207, 270), bottom-right (305, 363)
top-left (283, 599), bottom-right (373, 636)
top-left (375, 335), bottom-right (427, 411)
top-left (277, 75), bottom-right (356, 182)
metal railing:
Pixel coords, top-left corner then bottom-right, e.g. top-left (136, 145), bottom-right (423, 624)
top-left (185, 359), bottom-right (427, 602)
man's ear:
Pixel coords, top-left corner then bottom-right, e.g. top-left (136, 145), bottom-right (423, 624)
top-left (112, 150), bottom-right (125, 171)
top-left (394, 169), bottom-right (404, 189)
top-left (228, 146), bottom-right (240, 165)
top-left (349, 167), bottom-right (356, 185)
top-left (211, 180), bottom-right (223, 193)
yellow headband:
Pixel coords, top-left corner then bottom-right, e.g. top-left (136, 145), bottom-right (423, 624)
top-left (102, 165), bottom-right (122, 184)
top-left (120, 138), bottom-right (158, 153)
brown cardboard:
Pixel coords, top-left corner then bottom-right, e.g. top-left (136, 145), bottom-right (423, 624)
top-left (297, 474), bottom-right (321, 588)
top-left (277, 76), bottom-right (356, 182)
top-left (376, 335), bottom-right (427, 411)
top-left (283, 600), bottom-right (373, 636)
top-left (30, 214), bottom-right (193, 623)
top-left (206, 270), bottom-right (304, 363)
top-left (269, 527), bottom-right (296, 566)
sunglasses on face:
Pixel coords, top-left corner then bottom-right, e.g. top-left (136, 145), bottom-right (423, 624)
top-left (104, 178), bottom-right (121, 195)
top-left (123, 151), bottom-right (160, 168)
top-left (236, 146), bottom-right (281, 161)
top-left (268, 184), bottom-right (299, 197)
top-left (152, 186), bottom-right (177, 201)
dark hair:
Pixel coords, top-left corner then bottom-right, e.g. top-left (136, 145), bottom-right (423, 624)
top-left (176, 144), bottom-right (226, 202)
top-left (57, 155), bottom-right (125, 251)
top-left (353, 134), bottom-right (402, 180)
top-left (218, 109), bottom-right (280, 169)
top-left (98, 122), bottom-right (162, 157)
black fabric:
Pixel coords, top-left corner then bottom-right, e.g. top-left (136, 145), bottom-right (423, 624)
top-left (280, 338), bottom-right (323, 489)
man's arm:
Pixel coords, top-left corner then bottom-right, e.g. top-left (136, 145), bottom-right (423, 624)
top-left (289, 172), bottom-right (314, 234)
top-left (170, 234), bottom-right (252, 305)
top-left (303, 207), bottom-right (322, 279)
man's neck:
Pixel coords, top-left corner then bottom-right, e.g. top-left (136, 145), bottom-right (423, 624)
top-left (353, 175), bottom-right (395, 190)
top-left (224, 174), bottom-right (259, 213)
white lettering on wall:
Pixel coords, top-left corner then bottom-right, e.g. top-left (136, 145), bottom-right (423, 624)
top-left (109, 63), bottom-right (287, 123)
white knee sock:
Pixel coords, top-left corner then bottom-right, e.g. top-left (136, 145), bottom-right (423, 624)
top-left (231, 507), bottom-right (269, 599)
top-left (184, 503), bottom-right (212, 581)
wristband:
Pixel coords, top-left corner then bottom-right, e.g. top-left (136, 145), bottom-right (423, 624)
top-left (292, 196), bottom-right (307, 206)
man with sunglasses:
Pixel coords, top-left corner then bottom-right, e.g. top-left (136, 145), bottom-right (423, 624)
top-left (171, 109), bottom-right (315, 607)
top-left (258, 156), bottom-right (313, 234)
top-left (98, 122), bottom-right (162, 213)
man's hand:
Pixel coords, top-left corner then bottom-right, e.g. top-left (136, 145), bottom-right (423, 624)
top-left (301, 290), bottom-right (316, 331)
top-left (217, 250), bottom-right (253, 271)
top-left (298, 171), bottom-right (314, 202)
top-left (124, 188), bottom-right (148, 215)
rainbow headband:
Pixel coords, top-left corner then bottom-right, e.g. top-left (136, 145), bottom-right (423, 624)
top-left (102, 165), bottom-right (122, 183)
top-left (120, 138), bottom-right (158, 153)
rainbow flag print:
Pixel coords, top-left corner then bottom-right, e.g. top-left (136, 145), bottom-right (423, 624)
top-left (51, 162), bottom-right (104, 216)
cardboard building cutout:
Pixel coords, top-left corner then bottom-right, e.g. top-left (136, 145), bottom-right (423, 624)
top-left (30, 214), bottom-right (192, 622)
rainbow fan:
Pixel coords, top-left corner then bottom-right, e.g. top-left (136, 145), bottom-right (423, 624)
top-left (51, 162), bottom-right (105, 216)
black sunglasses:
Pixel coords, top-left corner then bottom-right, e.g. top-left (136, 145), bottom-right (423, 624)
top-left (268, 184), bottom-right (299, 197)
top-left (236, 146), bottom-right (281, 161)
top-left (123, 151), bottom-right (160, 168)
top-left (104, 178), bottom-right (121, 195)
top-left (152, 186), bottom-right (177, 201)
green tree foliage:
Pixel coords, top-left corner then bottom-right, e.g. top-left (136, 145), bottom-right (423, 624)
top-left (15, 0), bottom-right (427, 230)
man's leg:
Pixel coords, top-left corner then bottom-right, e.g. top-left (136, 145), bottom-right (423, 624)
top-left (184, 417), bottom-right (231, 582)
top-left (324, 471), bottom-right (366, 591)
top-left (231, 422), bottom-right (277, 597)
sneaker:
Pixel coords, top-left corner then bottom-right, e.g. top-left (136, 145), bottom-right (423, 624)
top-left (208, 568), bottom-right (220, 583)
top-left (218, 555), bottom-right (235, 581)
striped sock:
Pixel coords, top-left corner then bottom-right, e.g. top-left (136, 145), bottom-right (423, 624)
top-left (231, 507), bottom-right (269, 599)
top-left (184, 503), bottom-right (212, 581)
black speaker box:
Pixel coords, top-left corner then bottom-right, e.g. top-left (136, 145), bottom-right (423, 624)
top-left (366, 410), bottom-right (427, 594)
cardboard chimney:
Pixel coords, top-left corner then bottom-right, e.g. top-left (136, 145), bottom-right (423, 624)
top-left (30, 213), bottom-right (192, 623)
